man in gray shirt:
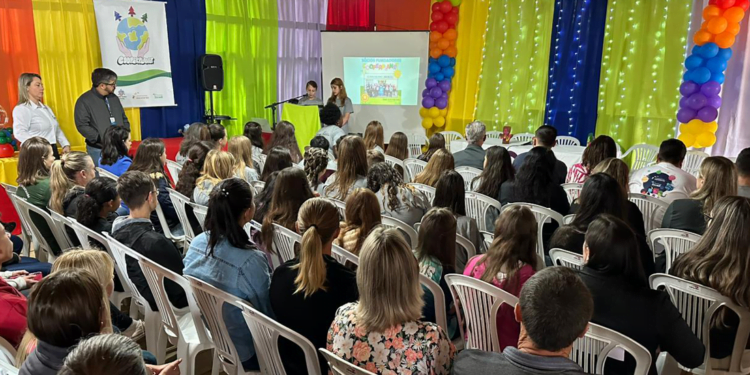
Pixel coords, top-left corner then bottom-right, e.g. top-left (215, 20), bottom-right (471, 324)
top-left (74, 68), bottom-right (130, 166)
top-left (452, 267), bottom-right (593, 375)
top-left (453, 121), bottom-right (487, 170)
top-left (736, 148), bottom-right (750, 199)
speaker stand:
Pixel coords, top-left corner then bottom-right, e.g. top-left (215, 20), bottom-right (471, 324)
top-left (204, 91), bottom-right (233, 125)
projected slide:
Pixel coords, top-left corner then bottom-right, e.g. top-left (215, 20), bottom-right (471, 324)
top-left (343, 57), bottom-right (420, 106)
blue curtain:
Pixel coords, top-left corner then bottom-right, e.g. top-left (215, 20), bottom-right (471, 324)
top-left (543, 0), bottom-right (607, 144)
top-left (140, 0), bottom-right (206, 138)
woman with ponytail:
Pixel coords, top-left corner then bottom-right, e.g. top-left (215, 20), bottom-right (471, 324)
top-left (270, 198), bottom-right (358, 375)
top-left (175, 141), bottom-right (212, 198)
top-left (76, 178), bottom-right (121, 234)
top-left (49, 151), bottom-right (96, 215)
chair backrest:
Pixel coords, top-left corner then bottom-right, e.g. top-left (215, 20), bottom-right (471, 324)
top-left (456, 233), bottom-right (477, 263)
top-left (0, 360), bottom-right (18, 375)
top-left (154, 201), bottom-right (184, 243)
top-left (502, 203), bottom-right (564, 261)
top-left (1, 184), bottom-right (32, 246)
top-left (650, 273), bottom-right (750, 373)
top-left (481, 231), bottom-right (493, 251)
top-left (464, 192), bottom-right (502, 232)
top-left (47, 209), bottom-right (75, 249)
top-left (329, 198), bottom-right (347, 221)
top-left (445, 274), bottom-right (518, 352)
top-left (404, 158), bottom-right (427, 183)
top-left (319, 348), bottom-right (377, 375)
top-left (406, 133), bottom-right (429, 159)
top-left (570, 322), bottom-right (652, 375)
top-left (240, 303), bottom-right (322, 375)
top-left (380, 216), bottom-right (418, 248)
top-left (383, 155), bottom-right (408, 181)
top-left (188, 202), bottom-right (208, 231)
top-left (0, 336), bottom-right (16, 368)
top-left (456, 166), bottom-right (482, 192)
top-left (622, 144), bottom-right (658, 171)
top-left (332, 244), bottom-right (359, 266)
top-left (407, 182), bottom-right (435, 204)
top-left (627, 193), bottom-right (668, 234)
top-left (186, 276), bottom-right (247, 375)
top-left (272, 223), bottom-right (301, 264)
top-left (561, 183), bottom-right (583, 205)
top-left (563, 214), bottom-right (576, 225)
top-left (11, 195), bottom-right (65, 259)
top-left (103, 233), bottom-right (154, 315)
top-left (439, 130), bottom-right (464, 152)
top-left (165, 161), bottom-right (182, 185)
top-left (70, 219), bottom-right (135, 297)
top-left (557, 136), bottom-right (581, 146)
top-left (250, 180), bottom-right (266, 195)
top-left (96, 167), bottom-right (119, 182)
top-left (167, 188), bottom-right (197, 245)
top-left (648, 229), bottom-right (701, 273)
top-left (510, 132), bottom-right (534, 144)
top-left (549, 248), bottom-right (584, 271)
top-left (485, 130), bottom-right (502, 140)
top-left (419, 274), bottom-right (448, 333)
top-left (253, 154), bottom-right (267, 175)
top-left (683, 150), bottom-right (709, 177)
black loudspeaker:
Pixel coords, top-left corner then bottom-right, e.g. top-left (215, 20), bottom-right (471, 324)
top-left (200, 54), bottom-right (224, 91)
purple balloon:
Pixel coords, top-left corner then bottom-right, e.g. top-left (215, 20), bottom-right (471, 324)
top-left (679, 81), bottom-right (699, 96)
top-left (697, 106), bottom-right (719, 122)
top-left (435, 97), bottom-right (448, 109)
top-left (700, 81), bottom-right (722, 97)
top-left (425, 78), bottom-right (437, 89)
top-left (438, 80), bottom-right (452, 92)
top-left (430, 87), bottom-right (443, 99)
top-left (677, 108), bottom-right (697, 123)
top-left (679, 96), bottom-right (689, 109)
top-left (707, 95), bottom-right (722, 108)
top-left (422, 89), bottom-right (430, 98)
top-left (422, 97), bottom-right (435, 108)
top-left (440, 92), bottom-right (448, 99)
top-left (687, 93), bottom-right (708, 110)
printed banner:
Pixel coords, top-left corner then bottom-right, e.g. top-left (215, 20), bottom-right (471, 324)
top-left (93, 0), bottom-right (175, 107)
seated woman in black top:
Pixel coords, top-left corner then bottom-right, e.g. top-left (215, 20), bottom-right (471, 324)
top-left (662, 156), bottom-right (736, 234)
top-left (76, 178), bottom-right (121, 236)
top-left (269, 198), bottom-right (358, 375)
top-left (579, 215), bottom-right (704, 374)
top-left (590, 157), bottom-right (647, 238)
top-left (671, 196), bottom-right (750, 360)
top-left (551, 173), bottom-right (655, 276)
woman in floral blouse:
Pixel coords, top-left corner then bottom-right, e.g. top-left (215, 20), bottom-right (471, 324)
top-left (327, 227), bottom-right (456, 374)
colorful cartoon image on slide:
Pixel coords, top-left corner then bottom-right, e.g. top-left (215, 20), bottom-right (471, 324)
top-left (640, 171), bottom-right (676, 198)
top-left (359, 62), bottom-right (403, 105)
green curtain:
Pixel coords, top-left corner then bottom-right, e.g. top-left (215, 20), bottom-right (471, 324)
top-left (474, 0), bottom-right (555, 134)
top-left (595, 0), bottom-right (692, 150)
top-left (205, 0), bottom-right (278, 137)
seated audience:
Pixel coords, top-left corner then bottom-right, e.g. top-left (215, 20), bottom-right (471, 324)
top-left (303, 147), bottom-right (328, 191)
top-left (50, 151), bottom-right (95, 215)
top-left (193, 150), bottom-right (235, 206)
top-left (418, 132), bottom-right (446, 162)
top-left (385, 131), bottom-right (409, 160)
top-left (579, 215), bottom-right (704, 374)
top-left (472, 146), bottom-right (514, 229)
top-left (315, 103), bottom-right (345, 157)
top-left (253, 171), bottom-right (280, 224)
top-left (260, 146), bottom-right (293, 182)
top-left (464, 205), bottom-right (538, 349)
top-left (228, 136), bottom-right (260, 183)
top-left (453, 121), bottom-right (486, 170)
top-left (98, 125), bottom-right (132, 177)
top-left (208, 123), bottom-right (228, 150)
top-left (76, 177), bottom-right (120, 236)
top-left (513, 125), bottom-right (568, 184)
top-left (270, 198), bottom-right (358, 375)
top-left (327, 227), bottom-right (455, 374)
top-left (260, 168), bottom-right (314, 256)
top-left (662, 156), bottom-right (736, 234)
top-left (736, 147), bottom-right (750, 198)
top-left (363, 120), bottom-right (385, 153)
top-left (112, 171), bottom-right (188, 311)
top-left (367, 162), bottom-right (428, 227)
top-left (176, 122), bottom-right (209, 165)
top-left (0, 225), bottom-right (31, 343)
top-left (433, 170), bottom-right (482, 270)
top-left (366, 149), bottom-right (385, 169)
top-left (184, 178), bottom-right (274, 372)
top-left (566, 135), bottom-right (617, 183)
top-left (321, 136), bottom-right (368, 200)
top-left (265, 120), bottom-right (302, 163)
top-left (452, 267), bottom-right (593, 374)
top-left (58, 334), bottom-right (181, 375)
top-left (413, 148), bottom-right (454, 187)
top-left (670, 196), bottom-right (750, 359)
top-left (309, 135), bottom-right (330, 153)
top-left (336, 188), bottom-right (382, 256)
top-left (243, 121), bottom-right (266, 160)
top-left (175, 141), bottom-right (212, 198)
top-left (589, 157), bottom-right (647, 236)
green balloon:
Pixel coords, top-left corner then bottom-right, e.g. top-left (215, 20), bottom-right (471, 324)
top-left (0, 138), bottom-right (7, 145)
top-left (449, 0), bottom-right (461, 5)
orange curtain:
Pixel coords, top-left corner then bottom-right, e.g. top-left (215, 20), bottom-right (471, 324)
top-left (374, 0), bottom-right (430, 31)
top-left (0, 0), bottom-right (40, 125)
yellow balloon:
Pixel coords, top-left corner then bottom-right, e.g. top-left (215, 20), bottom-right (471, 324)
top-left (678, 132), bottom-right (696, 148)
top-left (696, 132), bottom-right (717, 147)
top-left (428, 107), bottom-right (440, 118)
top-left (687, 119), bottom-right (705, 134)
top-left (419, 107), bottom-right (428, 118)
top-left (422, 117), bottom-right (434, 129)
top-left (439, 108), bottom-right (448, 117)
top-left (434, 116), bottom-right (446, 127)
top-left (706, 121), bottom-right (718, 133)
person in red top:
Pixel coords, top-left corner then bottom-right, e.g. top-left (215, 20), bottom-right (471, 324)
top-left (0, 224), bottom-right (29, 348)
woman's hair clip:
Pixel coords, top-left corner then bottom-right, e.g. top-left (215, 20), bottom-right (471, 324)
top-left (221, 188), bottom-right (230, 197)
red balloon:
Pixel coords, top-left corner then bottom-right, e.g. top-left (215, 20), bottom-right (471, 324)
top-left (432, 2), bottom-right (442, 12)
top-left (430, 22), bottom-right (440, 32)
top-left (709, 0), bottom-right (719, 4)
top-left (435, 20), bottom-right (449, 33)
top-left (717, 0), bottom-right (736, 8)
top-left (451, 7), bottom-right (459, 14)
top-left (0, 144), bottom-right (13, 158)
top-left (445, 13), bottom-right (458, 25)
top-left (431, 11), bottom-right (444, 22)
top-left (737, 0), bottom-right (750, 10)
top-left (438, 0), bottom-right (452, 13)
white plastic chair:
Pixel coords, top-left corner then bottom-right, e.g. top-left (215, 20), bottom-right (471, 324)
top-left (139, 256), bottom-right (217, 374)
top-left (561, 183), bottom-right (583, 205)
top-left (650, 274), bottom-right (750, 374)
top-left (510, 133), bottom-right (534, 144)
top-left (168, 188), bottom-right (198, 246)
top-left (271, 223), bottom-right (301, 266)
top-left (253, 154), bottom-right (267, 176)
top-left (480, 230), bottom-right (545, 270)
top-left (250, 181), bottom-right (265, 194)
top-left (621, 144), bottom-right (658, 171)
top-left (332, 244), bottom-right (359, 267)
top-left (0, 360), bottom-right (17, 375)
top-left (439, 130), bottom-right (464, 152)
top-left (563, 214), bottom-right (576, 225)
top-left (419, 274), bottom-right (448, 333)
top-left (240, 303), bottom-right (322, 375)
top-left (549, 248), bottom-right (584, 271)
top-left (47, 209), bottom-right (75, 250)
top-left (328, 198), bottom-right (347, 221)
top-left (627, 193), bottom-right (668, 234)
top-left (486, 130), bottom-right (502, 140)
top-left (0, 336), bottom-right (16, 368)
top-left (154, 201), bottom-right (186, 248)
top-left (570, 322), bottom-right (652, 375)
top-left (1, 183), bottom-right (31, 256)
top-left (557, 136), bottom-right (581, 146)
top-left (648, 229), bottom-right (701, 273)
top-left (96, 167), bottom-right (119, 181)
top-left (380, 216), bottom-right (418, 248)
top-left (465, 192), bottom-right (502, 232)
top-left (407, 182), bottom-right (435, 204)
top-left (11, 195), bottom-right (67, 262)
top-left (502, 203), bottom-right (564, 262)
top-left (404, 158), bottom-right (428, 183)
top-left (407, 133), bottom-right (429, 159)
top-left (319, 348), bottom-right (376, 375)
top-left (70, 219), bottom-right (137, 316)
top-left (166, 160), bottom-right (183, 185)
top-left (445, 273), bottom-right (518, 352)
top-left (384, 155), bottom-right (409, 182)
top-left (189, 202), bottom-right (208, 231)
top-left (684, 150), bottom-right (709, 177)
top-left (456, 166), bottom-right (482, 192)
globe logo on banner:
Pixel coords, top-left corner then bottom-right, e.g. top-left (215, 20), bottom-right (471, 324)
top-left (114, 7), bottom-right (154, 64)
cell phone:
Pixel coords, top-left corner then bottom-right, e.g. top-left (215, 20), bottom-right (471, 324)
top-left (30, 272), bottom-right (42, 281)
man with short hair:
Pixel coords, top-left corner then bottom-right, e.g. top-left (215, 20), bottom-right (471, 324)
top-left (111, 171), bottom-right (187, 312)
top-left (316, 102), bottom-right (345, 157)
top-left (74, 68), bottom-right (130, 167)
top-left (453, 121), bottom-right (487, 170)
top-left (453, 267), bottom-right (593, 374)
top-left (735, 147), bottom-right (750, 198)
top-left (629, 139), bottom-right (697, 203)
top-left (513, 125), bottom-right (568, 184)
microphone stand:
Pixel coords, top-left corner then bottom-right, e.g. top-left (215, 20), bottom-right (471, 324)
top-left (265, 94), bottom-right (307, 128)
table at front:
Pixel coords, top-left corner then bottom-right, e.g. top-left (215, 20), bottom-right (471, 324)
top-left (505, 145), bottom-right (586, 169)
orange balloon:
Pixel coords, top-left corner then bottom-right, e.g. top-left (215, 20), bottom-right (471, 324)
top-left (726, 22), bottom-right (741, 35)
top-left (430, 48), bottom-right (443, 59)
top-left (443, 29), bottom-right (457, 41)
top-left (723, 7), bottom-right (745, 23)
top-left (444, 46), bottom-right (457, 58)
top-left (437, 38), bottom-right (450, 49)
top-left (703, 5), bottom-right (722, 20)
top-left (694, 29), bottom-right (713, 45)
top-left (715, 32), bottom-right (736, 48)
top-left (449, 40), bottom-right (455, 46)
top-left (707, 16), bottom-right (728, 34)
top-left (429, 31), bottom-right (443, 42)
top-left (429, 41), bottom-right (438, 50)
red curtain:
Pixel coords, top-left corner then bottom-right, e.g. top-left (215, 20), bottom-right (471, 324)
top-left (374, 0), bottom-right (430, 31)
top-left (0, 0), bottom-right (40, 126)
top-left (326, 0), bottom-right (372, 31)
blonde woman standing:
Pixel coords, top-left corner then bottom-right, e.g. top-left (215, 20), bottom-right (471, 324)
top-left (13, 73), bottom-right (70, 158)
top-left (192, 150), bottom-right (235, 205)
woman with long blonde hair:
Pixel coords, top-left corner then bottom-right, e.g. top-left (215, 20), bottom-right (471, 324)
top-left (363, 121), bottom-right (384, 153)
top-left (662, 156), bottom-right (737, 234)
top-left (328, 78), bottom-right (353, 131)
top-left (270, 198), bottom-right (358, 374)
top-left (335, 188), bottom-right (382, 256)
top-left (322, 136), bottom-right (368, 200)
top-left (193, 150), bottom-right (235, 205)
top-left (413, 148), bottom-right (454, 187)
top-left (228, 136), bottom-right (260, 183)
top-left (49, 151), bottom-right (96, 214)
top-left (327, 227), bottom-right (455, 374)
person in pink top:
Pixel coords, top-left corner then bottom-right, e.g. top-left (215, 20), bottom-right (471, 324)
top-left (463, 205), bottom-right (539, 350)
top-left (566, 135), bottom-right (618, 184)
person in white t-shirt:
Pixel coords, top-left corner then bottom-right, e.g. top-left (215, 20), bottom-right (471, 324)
top-left (629, 139), bottom-right (697, 225)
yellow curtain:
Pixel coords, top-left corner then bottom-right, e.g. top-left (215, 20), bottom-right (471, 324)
top-left (31, 0), bottom-right (141, 151)
top-left (444, 0), bottom-right (490, 133)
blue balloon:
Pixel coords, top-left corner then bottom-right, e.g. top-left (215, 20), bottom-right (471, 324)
top-left (699, 43), bottom-right (719, 59)
top-left (429, 57), bottom-right (437, 64)
top-left (429, 63), bottom-right (441, 74)
top-left (10, 140), bottom-right (16, 146)
top-left (435, 73), bottom-right (445, 81)
top-left (706, 57), bottom-right (727, 74)
top-left (442, 67), bottom-right (455, 78)
top-left (691, 67), bottom-right (712, 84)
top-left (683, 71), bottom-right (693, 82)
top-left (718, 48), bottom-right (733, 61)
top-left (711, 72), bottom-right (726, 84)
top-left (450, 57), bottom-right (456, 66)
top-left (692, 45), bottom-right (702, 56)
top-left (438, 55), bottom-right (451, 68)
top-left (685, 55), bottom-right (703, 70)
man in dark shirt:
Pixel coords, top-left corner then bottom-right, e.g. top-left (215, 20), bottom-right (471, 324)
top-left (513, 125), bottom-right (568, 184)
top-left (453, 121), bottom-right (487, 170)
top-left (452, 267), bottom-right (593, 374)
